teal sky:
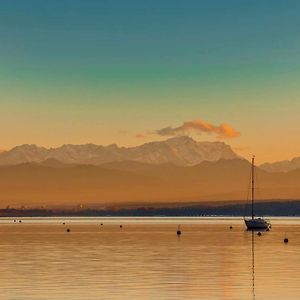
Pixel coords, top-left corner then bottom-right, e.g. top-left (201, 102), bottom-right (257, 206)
top-left (1, 0), bottom-right (300, 162)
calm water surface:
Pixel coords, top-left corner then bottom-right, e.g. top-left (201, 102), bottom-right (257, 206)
top-left (0, 217), bottom-right (299, 300)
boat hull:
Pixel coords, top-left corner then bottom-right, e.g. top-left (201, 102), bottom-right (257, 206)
top-left (244, 218), bottom-right (270, 230)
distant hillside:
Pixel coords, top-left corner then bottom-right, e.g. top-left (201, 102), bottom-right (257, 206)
top-left (260, 157), bottom-right (300, 172)
top-left (0, 136), bottom-right (238, 166)
top-left (2, 158), bottom-right (300, 207)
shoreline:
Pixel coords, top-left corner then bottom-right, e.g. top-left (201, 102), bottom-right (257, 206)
top-left (1, 200), bottom-right (300, 217)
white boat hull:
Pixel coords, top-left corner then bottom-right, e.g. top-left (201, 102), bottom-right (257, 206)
top-left (244, 218), bottom-right (270, 230)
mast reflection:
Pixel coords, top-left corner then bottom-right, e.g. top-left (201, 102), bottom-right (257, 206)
top-left (251, 231), bottom-right (255, 300)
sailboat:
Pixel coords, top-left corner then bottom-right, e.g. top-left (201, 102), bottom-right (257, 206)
top-left (244, 156), bottom-right (271, 230)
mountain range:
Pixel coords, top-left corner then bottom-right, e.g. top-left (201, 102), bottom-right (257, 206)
top-left (0, 136), bottom-right (238, 166)
top-left (1, 158), bottom-right (300, 208)
top-left (1, 136), bottom-right (300, 208)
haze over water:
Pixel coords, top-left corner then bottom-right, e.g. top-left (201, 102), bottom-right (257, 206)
top-left (0, 217), bottom-right (299, 300)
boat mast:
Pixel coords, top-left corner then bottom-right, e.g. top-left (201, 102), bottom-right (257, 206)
top-left (251, 155), bottom-right (255, 220)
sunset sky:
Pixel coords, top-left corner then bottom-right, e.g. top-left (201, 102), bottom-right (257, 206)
top-left (1, 0), bottom-right (300, 163)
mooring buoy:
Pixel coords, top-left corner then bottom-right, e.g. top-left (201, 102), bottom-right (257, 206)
top-left (177, 225), bottom-right (181, 236)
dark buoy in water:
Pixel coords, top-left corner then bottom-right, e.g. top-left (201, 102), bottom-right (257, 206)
top-left (284, 238), bottom-right (289, 243)
top-left (67, 228), bottom-right (70, 232)
top-left (177, 225), bottom-right (181, 236)
top-left (120, 225), bottom-right (123, 228)
top-left (266, 228), bottom-right (270, 231)
top-left (101, 223), bottom-right (103, 226)
top-left (62, 222), bottom-right (65, 225)
top-left (13, 220), bottom-right (16, 223)
top-left (229, 226), bottom-right (233, 230)
top-left (257, 232), bottom-right (262, 236)
top-left (19, 220), bottom-right (22, 223)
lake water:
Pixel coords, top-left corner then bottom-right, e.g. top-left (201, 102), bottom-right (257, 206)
top-left (0, 217), bottom-right (299, 300)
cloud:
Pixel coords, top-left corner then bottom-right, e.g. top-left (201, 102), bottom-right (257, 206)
top-left (136, 133), bottom-right (147, 138)
top-left (136, 130), bottom-right (154, 139)
top-left (138, 119), bottom-right (240, 139)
